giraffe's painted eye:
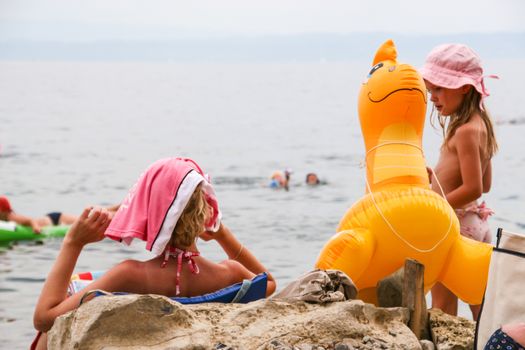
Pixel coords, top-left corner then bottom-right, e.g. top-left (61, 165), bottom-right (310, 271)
top-left (367, 63), bottom-right (383, 78)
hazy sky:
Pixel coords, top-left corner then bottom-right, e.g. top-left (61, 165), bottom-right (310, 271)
top-left (0, 0), bottom-right (524, 41)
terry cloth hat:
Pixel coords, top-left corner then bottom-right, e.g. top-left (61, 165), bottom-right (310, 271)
top-left (105, 157), bottom-right (221, 256)
top-left (420, 44), bottom-right (498, 108)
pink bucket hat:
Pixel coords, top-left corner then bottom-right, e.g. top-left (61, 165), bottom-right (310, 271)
top-left (420, 44), bottom-right (498, 108)
top-left (105, 157), bottom-right (221, 256)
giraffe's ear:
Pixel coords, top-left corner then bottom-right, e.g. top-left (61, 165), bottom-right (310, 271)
top-left (372, 39), bottom-right (397, 66)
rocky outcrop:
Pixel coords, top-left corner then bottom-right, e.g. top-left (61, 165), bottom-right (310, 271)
top-left (428, 309), bottom-right (475, 350)
top-left (49, 294), bottom-right (420, 350)
top-left (48, 295), bottom-right (477, 350)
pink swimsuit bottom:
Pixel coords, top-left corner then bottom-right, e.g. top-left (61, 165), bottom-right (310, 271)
top-left (454, 201), bottom-right (494, 243)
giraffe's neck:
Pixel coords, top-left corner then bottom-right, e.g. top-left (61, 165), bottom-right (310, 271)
top-left (365, 123), bottom-right (429, 191)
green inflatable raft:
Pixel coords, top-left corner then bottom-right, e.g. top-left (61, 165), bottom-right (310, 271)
top-left (0, 221), bottom-right (69, 244)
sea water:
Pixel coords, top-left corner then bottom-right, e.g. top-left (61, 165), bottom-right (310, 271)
top-left (1, 61), bottom-right (524, 348)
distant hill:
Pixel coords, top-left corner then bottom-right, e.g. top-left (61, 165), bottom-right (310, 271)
top-left (0, 32), bottom-right (523, 62)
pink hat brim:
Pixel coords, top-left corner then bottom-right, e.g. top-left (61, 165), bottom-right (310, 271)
top-left (420, 65), bottom-right (485, 96)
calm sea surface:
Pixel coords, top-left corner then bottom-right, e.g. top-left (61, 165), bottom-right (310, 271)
top-left (1, 61), bottom-right (524, 348)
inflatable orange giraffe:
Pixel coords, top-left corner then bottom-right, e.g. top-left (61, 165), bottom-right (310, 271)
top-left (315, 40), bottom-right (492, 305)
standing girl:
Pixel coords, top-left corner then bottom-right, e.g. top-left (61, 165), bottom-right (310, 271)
top-left (420, 44), bottom-right (498, 320)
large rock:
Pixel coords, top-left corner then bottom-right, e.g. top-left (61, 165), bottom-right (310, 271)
top-left (428, 309), bottom-right (475, 350)
top-left (48, 294), bottom-right (422, 350)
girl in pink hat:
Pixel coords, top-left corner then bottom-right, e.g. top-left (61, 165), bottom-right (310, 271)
top-left (32, 158), bottom-right (276, 349)
top-left (420, 44), bottom-right (498, 320)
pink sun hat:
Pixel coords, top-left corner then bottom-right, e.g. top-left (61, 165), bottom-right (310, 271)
top-left (420, 44), bottom-right (498, 107)
top-left (105, 157), bottom-right (221, 256)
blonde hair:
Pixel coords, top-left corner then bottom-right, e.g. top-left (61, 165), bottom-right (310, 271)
top-left (170, 183), bottom-right (210, 248)
top-left (432, 87), bottom-right (498, 158)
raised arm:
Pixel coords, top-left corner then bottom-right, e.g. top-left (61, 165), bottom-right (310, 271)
top-left (33, 207), bottom-right (110, 332)
top-left (201, 223), bottom-right (276, 296)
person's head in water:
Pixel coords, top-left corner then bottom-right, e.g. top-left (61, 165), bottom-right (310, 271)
top-left (305, 173), bottom-right (320, 186)
top-left (269, 169), bottom-right (291, 191)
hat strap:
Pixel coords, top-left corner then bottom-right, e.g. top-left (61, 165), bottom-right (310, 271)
top-left (478, 74), bottom-right (499, 110)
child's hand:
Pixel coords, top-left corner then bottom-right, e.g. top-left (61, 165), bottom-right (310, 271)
top-left (65, 206), bottom-right (110, 248)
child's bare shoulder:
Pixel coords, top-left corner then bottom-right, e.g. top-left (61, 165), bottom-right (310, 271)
top-left (455, 116), bottom-right (485, 138)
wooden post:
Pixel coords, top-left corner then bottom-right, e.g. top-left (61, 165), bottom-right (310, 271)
top-left (402, 259), bottom-right (429, 340)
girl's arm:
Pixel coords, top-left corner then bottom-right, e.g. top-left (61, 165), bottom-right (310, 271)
top-left (483, 159), bottom-right (492, 193)
top-left (445, 125), bottom-right (484, 208)
top-left (33, 207), bottom-right (110, 332)
top-left (201, 223), bottom-right (276, 296)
